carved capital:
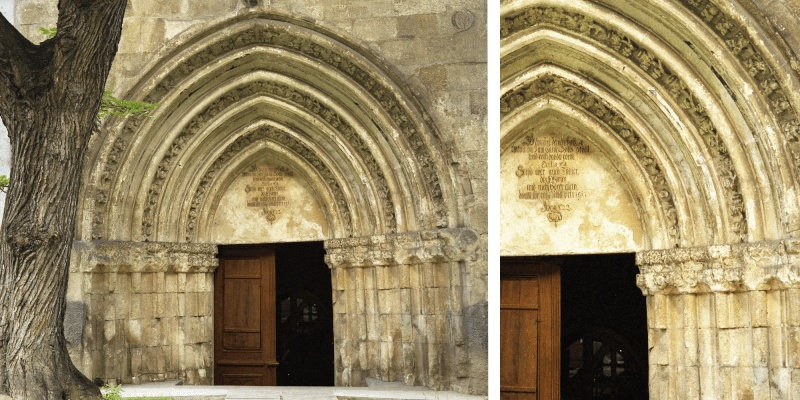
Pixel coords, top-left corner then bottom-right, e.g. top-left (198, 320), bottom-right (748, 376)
top-left (71, 240), bottom-right (218, 273)
top-left (324, 228), bottom-right (481, 268)
top-left (636, 240), bottom-right (800, 294)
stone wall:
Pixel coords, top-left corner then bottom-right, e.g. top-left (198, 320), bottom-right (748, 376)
top-left (325, 228), bottom-right (486, 394)
top-left (637, 241), bottom-right (800, 398)
top-left (67, 241), bottom-right (218, 385)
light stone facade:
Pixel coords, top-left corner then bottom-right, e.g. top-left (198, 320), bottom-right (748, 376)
top-left (14, 0), bottom-right (487, 395)
top-left (502, 0), bottom-right (800, 398)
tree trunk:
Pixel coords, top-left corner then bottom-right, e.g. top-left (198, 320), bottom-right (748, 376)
top-left (0, 1), bottom-right (127, 398)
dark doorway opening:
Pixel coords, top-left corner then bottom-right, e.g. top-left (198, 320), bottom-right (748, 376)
top-left (215, 241), bottom-right (333, 387)
top-left (274, 241), bottom-right (334, 386)
top-left (500, 254), bottom-right (647, 399)
top-left (561, 253), bottom-right (647, 400)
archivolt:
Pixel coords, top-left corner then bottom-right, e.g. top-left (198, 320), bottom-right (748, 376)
top-left (501, 0), bottom-right (800, 247)
top-left (80, 13), bottom-right (457, 242)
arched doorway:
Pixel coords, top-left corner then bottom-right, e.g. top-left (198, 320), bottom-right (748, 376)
top-left (71, 12), bottom-right (484, 392)
top-left (501, 0), bottom-right (800, 397)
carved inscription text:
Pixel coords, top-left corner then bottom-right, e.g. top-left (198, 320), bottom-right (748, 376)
top-left (243, 165), bottom-right (293, 222)
top-left (514, 136), bottom-right (589, 201)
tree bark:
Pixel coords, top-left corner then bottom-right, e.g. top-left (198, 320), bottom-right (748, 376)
top-left (0, 1), bottom-right (127, 398)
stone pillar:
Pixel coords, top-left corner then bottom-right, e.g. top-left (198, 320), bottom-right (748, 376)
top-left (637, 241), bottom-right (800, 399)
top-left (67, 241), bottom-right (217, 385)
top-left (324, 228), bottom-right (484, 392)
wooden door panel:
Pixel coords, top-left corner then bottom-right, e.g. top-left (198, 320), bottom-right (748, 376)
top-left (215, 246), bottom-right (277, 386)
top-left (501, 259), bottom-right (559, 400)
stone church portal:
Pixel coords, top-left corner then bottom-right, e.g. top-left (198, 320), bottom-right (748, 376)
top-left (8, 0), bottom-right (487, 396)
top-left (501, 0), bottom-right (800, 397)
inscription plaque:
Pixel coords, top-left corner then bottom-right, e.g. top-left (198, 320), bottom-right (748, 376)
top-left (513, 135), bottom-right (589, 224)
top-left (243, 165), bottom-right (294, 222)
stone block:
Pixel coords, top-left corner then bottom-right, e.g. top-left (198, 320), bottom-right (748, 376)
top-left (748, 290), bottom-right (768, 327)
top-left (400, 289), bottom-right (412, 315)
top-left (397, 14), bottom-right (438, 39)
top-left (165, 273), bottom-right (177, 293)
top-left (165, 293), bottom-right (178, 318)
top-left (116, 273), bottom-right (131, 294)
top-left (177, 293), bottom-right (186, 316)
top-left (177, 273), bottom-right (187, 292)
top-left (131, 273), bottom-right (142, 294)
top-left (652, 294), bottom-right (668, 329)
top-left (753, 327), bottom-right (769, 367)
top-left (142, 319), bottom-right (164, 348)
top-left (788, 289), bottom-right (800, 326)
top-left (130, 294), bottom-right (142, 320)
top-left (103, 297), bottom-right (116, 321)
top-left (142, 346), bottom-right (160, 374)
top-left (470, 89), bottom-right (488, 115)
top-left (131, 347), bottom-right (143, 376)
top-left (153, 293), bottom-right (165, 319)
top-left (366, 312), bottom-right (379, 341)
top-left (126, 319), bottom-right (142, 348)
top-left (184, 0), bottom-right (236, 18)
top-left (364, 289), bottom-right (377, 314)
top-left (683, 326), bottom-right (698, 366)
top-left (324, 4), bottom-right (369, 21)
top-left (127, 0), bottom-right (182, 18)
top-left (118, 17), bottom-right (167, 55)
top-left (141, 273), bottom-right (155, 293)
top-left (104, 320), bottom-right (116, 343)
top-left (355, 288), bottom-right (366, 315)
top-left (155, 272), bottom-right (166, 293)
top-left (356, 313), bottom-right (367, 341)
top-left (185, 292), bottom-right (199, 317)
top-left (788, 327), bottom-right (800, 368)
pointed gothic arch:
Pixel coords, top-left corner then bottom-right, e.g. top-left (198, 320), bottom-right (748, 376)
top-left (80, 13), bottom-right (462, 244)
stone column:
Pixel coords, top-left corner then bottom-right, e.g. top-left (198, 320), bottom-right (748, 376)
top-left (324, 228), bottom-right (485, 392)
top-left (67, 241), bottom-right (218, 385)
top-left (637, 241), bottom-right (800, 399)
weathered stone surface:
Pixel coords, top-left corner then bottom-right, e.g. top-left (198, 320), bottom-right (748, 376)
top-left (14, 0), bottom-right (487, 393)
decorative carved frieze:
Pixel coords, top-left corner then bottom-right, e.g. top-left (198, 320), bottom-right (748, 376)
top-left (324, 228), bottom-right (481, 268)
top-left (183, 124), bottom-right (352, 242)
top-left (636, 239), bottom-right (800, 294)
top-left (94, 21), bottom-right (449, 240)
top-left (503, 76), bottom-right (680, 240)
top-left (70, 240), bottom-right (218, 273)
top-left (501, 7), bottom-right (747, 241)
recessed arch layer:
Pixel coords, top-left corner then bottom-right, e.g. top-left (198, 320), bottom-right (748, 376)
top-left (80, 13), bottom-right (461, 243)
top-left (501, 0), bottom-right (800, 250)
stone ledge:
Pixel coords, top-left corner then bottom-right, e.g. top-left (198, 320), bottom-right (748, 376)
top-left (71, 240), bottom-right (218, 273)
top-left (324, 228), bottom-right (481, 267)
top-left (637, 240), bottom-right (800, 294)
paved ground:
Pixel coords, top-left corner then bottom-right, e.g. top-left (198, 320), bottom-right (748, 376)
top-left (109, 379), bottom-right (488, 400)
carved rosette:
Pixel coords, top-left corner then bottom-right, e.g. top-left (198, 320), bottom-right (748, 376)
top-left (503, 75), bottom-right (680, 240)
top-left (71, 240), bottom-right (218, 274)
top-left (501, 6), bottom-right (749, 241)
top-left (324, 228), bottom-right (481, 268)
top-left (92, 21), bottom-right (449, 241)
top-left (183, 124), bottom-right (351, 242)
top-left (636, 239), bottom-right (800, 295)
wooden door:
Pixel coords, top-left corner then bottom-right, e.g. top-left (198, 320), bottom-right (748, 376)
top-left (215, 246), bottom-right (277, 385)
top-left (501, 258), bottom-right (560, 400)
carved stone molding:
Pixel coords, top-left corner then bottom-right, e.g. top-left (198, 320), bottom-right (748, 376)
top-left (183, 124), bottom-right (352, 242)
top-left (504, 75), bottom-right (680, 240)
top-left (636, 239), bottom-right (800, 295)
top-left (94, 20), bottom-right (449, 240)
top-left (501, 6), bottom-right (748, 240)
top-left (70, 240), bottom-right (218, 273)
top-left (324, 228), bottom-right (481, 268)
